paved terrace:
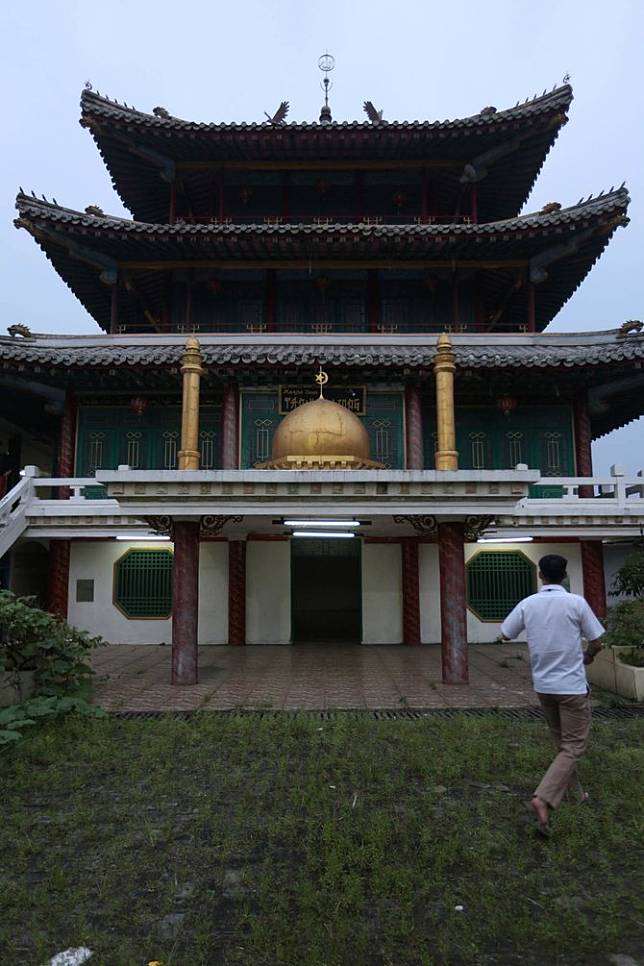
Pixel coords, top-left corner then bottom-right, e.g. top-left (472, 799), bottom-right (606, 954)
top-left (90, 643), bottom-right (540, 712)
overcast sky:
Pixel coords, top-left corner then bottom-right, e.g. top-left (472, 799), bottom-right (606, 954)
top-left (1, 0), bottom-right (642, 474)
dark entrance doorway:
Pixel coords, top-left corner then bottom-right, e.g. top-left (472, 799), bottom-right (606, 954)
top-left (291, 538), bottom-right (362, 643)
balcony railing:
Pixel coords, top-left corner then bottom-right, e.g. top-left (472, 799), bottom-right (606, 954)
top-left (119, 320), bottom-right (528, 336)
top-left (1, 466), bottom-right (643, 557)
top-left (172, 213), bottom-right (476, 227)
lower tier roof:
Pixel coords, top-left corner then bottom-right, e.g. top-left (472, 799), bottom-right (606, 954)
top-left (1, 328), bottom-right (643, 441)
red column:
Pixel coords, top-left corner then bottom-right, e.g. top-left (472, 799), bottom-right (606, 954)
top-left (421, 169), bottom-right (428, 220)
top-left (47, 540), bottom-right (70, 620)
top-left (110, 282), bottom-right (119, 334)
top-left (228, 540), bottom-right (246, 645)
top-left (57, 395), bottom-right (77, 500)
top-left (401, 539), bottom-right (421, 645)
top-left (367, 270), bottom-right (380, 332)
top-left (405, 383), bottom-right (424, 470)
top-left (574, 390), bottom-right (594, 498)
top-left (451, 280), bottom-right (460, 327)
top-left (527, 283), bottom-right (536, 333)
top-left (265, 269), bottom-right (276, 332)
top-left (581, 540), bottom-right (607, 620)
top-left (438, 522), bottom-right (468, 684)
top-left (171, 521), bottom-right (200, 685)
top-left (222, 382), bottom-right (240, 469)
top-left (470, 184), bottom-right (478, 224)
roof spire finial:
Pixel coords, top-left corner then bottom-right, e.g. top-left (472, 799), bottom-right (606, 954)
top-left (318, 52), bottom-right (335, 124)
top-left (314, 363), bottom-right (329, 398)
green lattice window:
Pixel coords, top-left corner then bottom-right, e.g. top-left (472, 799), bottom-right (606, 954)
top-left (467, 550), bottom-right (536, 622)
top-left (113, 549), bottom-right (173, 619)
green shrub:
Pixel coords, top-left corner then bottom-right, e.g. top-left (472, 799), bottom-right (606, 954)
top-left (0, 591), bottom-right (107, 748)
top-left (603, 599), bottom-right (644, 667)
top-left (610, 548), bottom-right (644, 599)
top-left (0, 589), bottom-right (105, 698)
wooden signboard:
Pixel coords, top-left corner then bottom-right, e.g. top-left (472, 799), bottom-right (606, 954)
top-left (278, 385), bottom-right (366, 416)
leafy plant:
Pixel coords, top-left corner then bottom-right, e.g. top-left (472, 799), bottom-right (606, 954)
top-left (606, 549), bottom-right (644, 666)
top-left (0, 589), bottom-right (105, 698)
top-left (610, 548), bottom-right (644, 599)
top-left (603, 599), bottom-right (644, 666)
top-left (0, 695), bottom-right (106, 747)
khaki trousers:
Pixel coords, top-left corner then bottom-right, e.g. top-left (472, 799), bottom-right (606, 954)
top-left (534, 691), bottom-right (592, 809)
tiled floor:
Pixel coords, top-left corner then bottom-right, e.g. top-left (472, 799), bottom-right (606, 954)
top-left (90, 643), bottom-right (539, 711)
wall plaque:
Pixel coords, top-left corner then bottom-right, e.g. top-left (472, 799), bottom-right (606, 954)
top-left (278, 385), bottom-right (366, 416)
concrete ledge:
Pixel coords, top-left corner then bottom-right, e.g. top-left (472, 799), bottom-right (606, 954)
top-left (586, 645), bottom-right (644, 701)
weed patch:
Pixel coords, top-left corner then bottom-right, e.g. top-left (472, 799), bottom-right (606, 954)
top-left (1, 714), bottom-right (642, 965)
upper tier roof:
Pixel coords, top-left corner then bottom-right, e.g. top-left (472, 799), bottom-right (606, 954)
top-left (14, 188), bottom-right (629, 333)
top-left (79, 85), bottom-right (573, 224)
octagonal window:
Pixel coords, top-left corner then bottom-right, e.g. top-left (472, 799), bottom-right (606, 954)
top-left (466, 550), bottom-right (536, 622)
top-left (113, 548), bottom-right (173, 619)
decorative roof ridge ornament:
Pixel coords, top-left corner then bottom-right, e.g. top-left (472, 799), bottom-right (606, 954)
top-left (363, 100), bottom-right (385, 123)
top-left (264, 101), bottom-right (290, 125)
top-left (318, 53), bottom-right (335, 123)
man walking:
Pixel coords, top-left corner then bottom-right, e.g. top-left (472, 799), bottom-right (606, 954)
top-left (500, 554), bottom-right (605, 835)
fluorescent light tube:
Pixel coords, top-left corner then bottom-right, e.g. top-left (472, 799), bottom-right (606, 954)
top-left (116, 535), bottom-right (171, 541)
top-left (291, 531), bottom-right (355, 539)
top-left (283, 519), bottom-right (361, 527)
top-left (477, 536), bottom-right (534, 543)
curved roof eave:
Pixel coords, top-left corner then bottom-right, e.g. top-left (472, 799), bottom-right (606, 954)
top-left (79, 84), bottom-right (573, 134)
top-left (14, 186), bottom-right (629, 243)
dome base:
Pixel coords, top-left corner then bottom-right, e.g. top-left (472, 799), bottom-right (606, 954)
top-left (256, 454), bottom-right (385, 470)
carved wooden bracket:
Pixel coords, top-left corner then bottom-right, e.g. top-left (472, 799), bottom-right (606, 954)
top-left (463, 515), bottom-right (495, 541)
top-left (393, 514), bottom-right (438, 535)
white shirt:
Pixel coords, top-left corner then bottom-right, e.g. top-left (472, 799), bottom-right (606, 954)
top-left (500, 585), bottom-right (605, 695)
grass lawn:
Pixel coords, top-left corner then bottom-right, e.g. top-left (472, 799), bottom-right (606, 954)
top-left (1, 713), bottom-right (643, 966)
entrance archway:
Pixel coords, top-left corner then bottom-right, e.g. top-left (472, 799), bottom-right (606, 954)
top-left (291, 538), bottom-right (362, 643)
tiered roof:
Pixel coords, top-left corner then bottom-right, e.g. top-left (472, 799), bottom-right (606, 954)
top-left (80, 85), bottom-right (573, 223)
top-left (1, 328), bottom-right (642, 438)
top-left (15, 188), bottom-right (629, 333)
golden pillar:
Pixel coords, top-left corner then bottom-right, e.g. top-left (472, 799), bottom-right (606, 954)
top-left (434, 332), bottom-right (458, 471)
top-left (178, 336), bottom-right (204, 470)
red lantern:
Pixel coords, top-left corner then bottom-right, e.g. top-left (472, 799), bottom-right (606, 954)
top-left (238, 188), bottom-right (253, 205)
top-left (315, 276), bottom-right (331, 294)
top-left (315, 177), bottom-right (330, 195)
top-left (392, 192), bottom-right (407, 210)
top-left (129, 396), bottom-right (149, 417)
top-left (497, 395), bottom-right (518, 418)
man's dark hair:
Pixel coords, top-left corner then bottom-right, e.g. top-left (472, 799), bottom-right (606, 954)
top-left (539, 554), bottom-right (568, 584)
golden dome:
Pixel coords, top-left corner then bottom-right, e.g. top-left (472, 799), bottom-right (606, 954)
top-left (273, 397), bottom-right (370, 459)
top-left (257, 396), bottom-right (383, 469)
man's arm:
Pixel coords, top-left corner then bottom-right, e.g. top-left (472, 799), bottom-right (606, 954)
top-left (499, 602), bottom-right (525, 642)
top-left (580, 601), bottom-right (605, 664)
top-left (583, 637), bottom-right (603, 665)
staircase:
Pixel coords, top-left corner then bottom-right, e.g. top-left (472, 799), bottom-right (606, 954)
top-left (0, 474), bottom-right (32, 559)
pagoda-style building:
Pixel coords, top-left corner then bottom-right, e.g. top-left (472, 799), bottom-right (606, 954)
top-left (1, 79), bottom-right (643, 685)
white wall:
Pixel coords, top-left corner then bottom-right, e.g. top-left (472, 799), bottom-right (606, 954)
top-left (419, 544), bottom-right (441, 643)
top-left (361, 543), bottom-right (403, 644)
top-left (464, 542), bottom-right (583, 643)
top-left (68, 540), bottom-right (228, 644)
top-left (419, 541), bottom-right (584, 643)
top-left (199, 542), bottom-right (228, 643)
top-left (246, 541), bottom-right (291, 644)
